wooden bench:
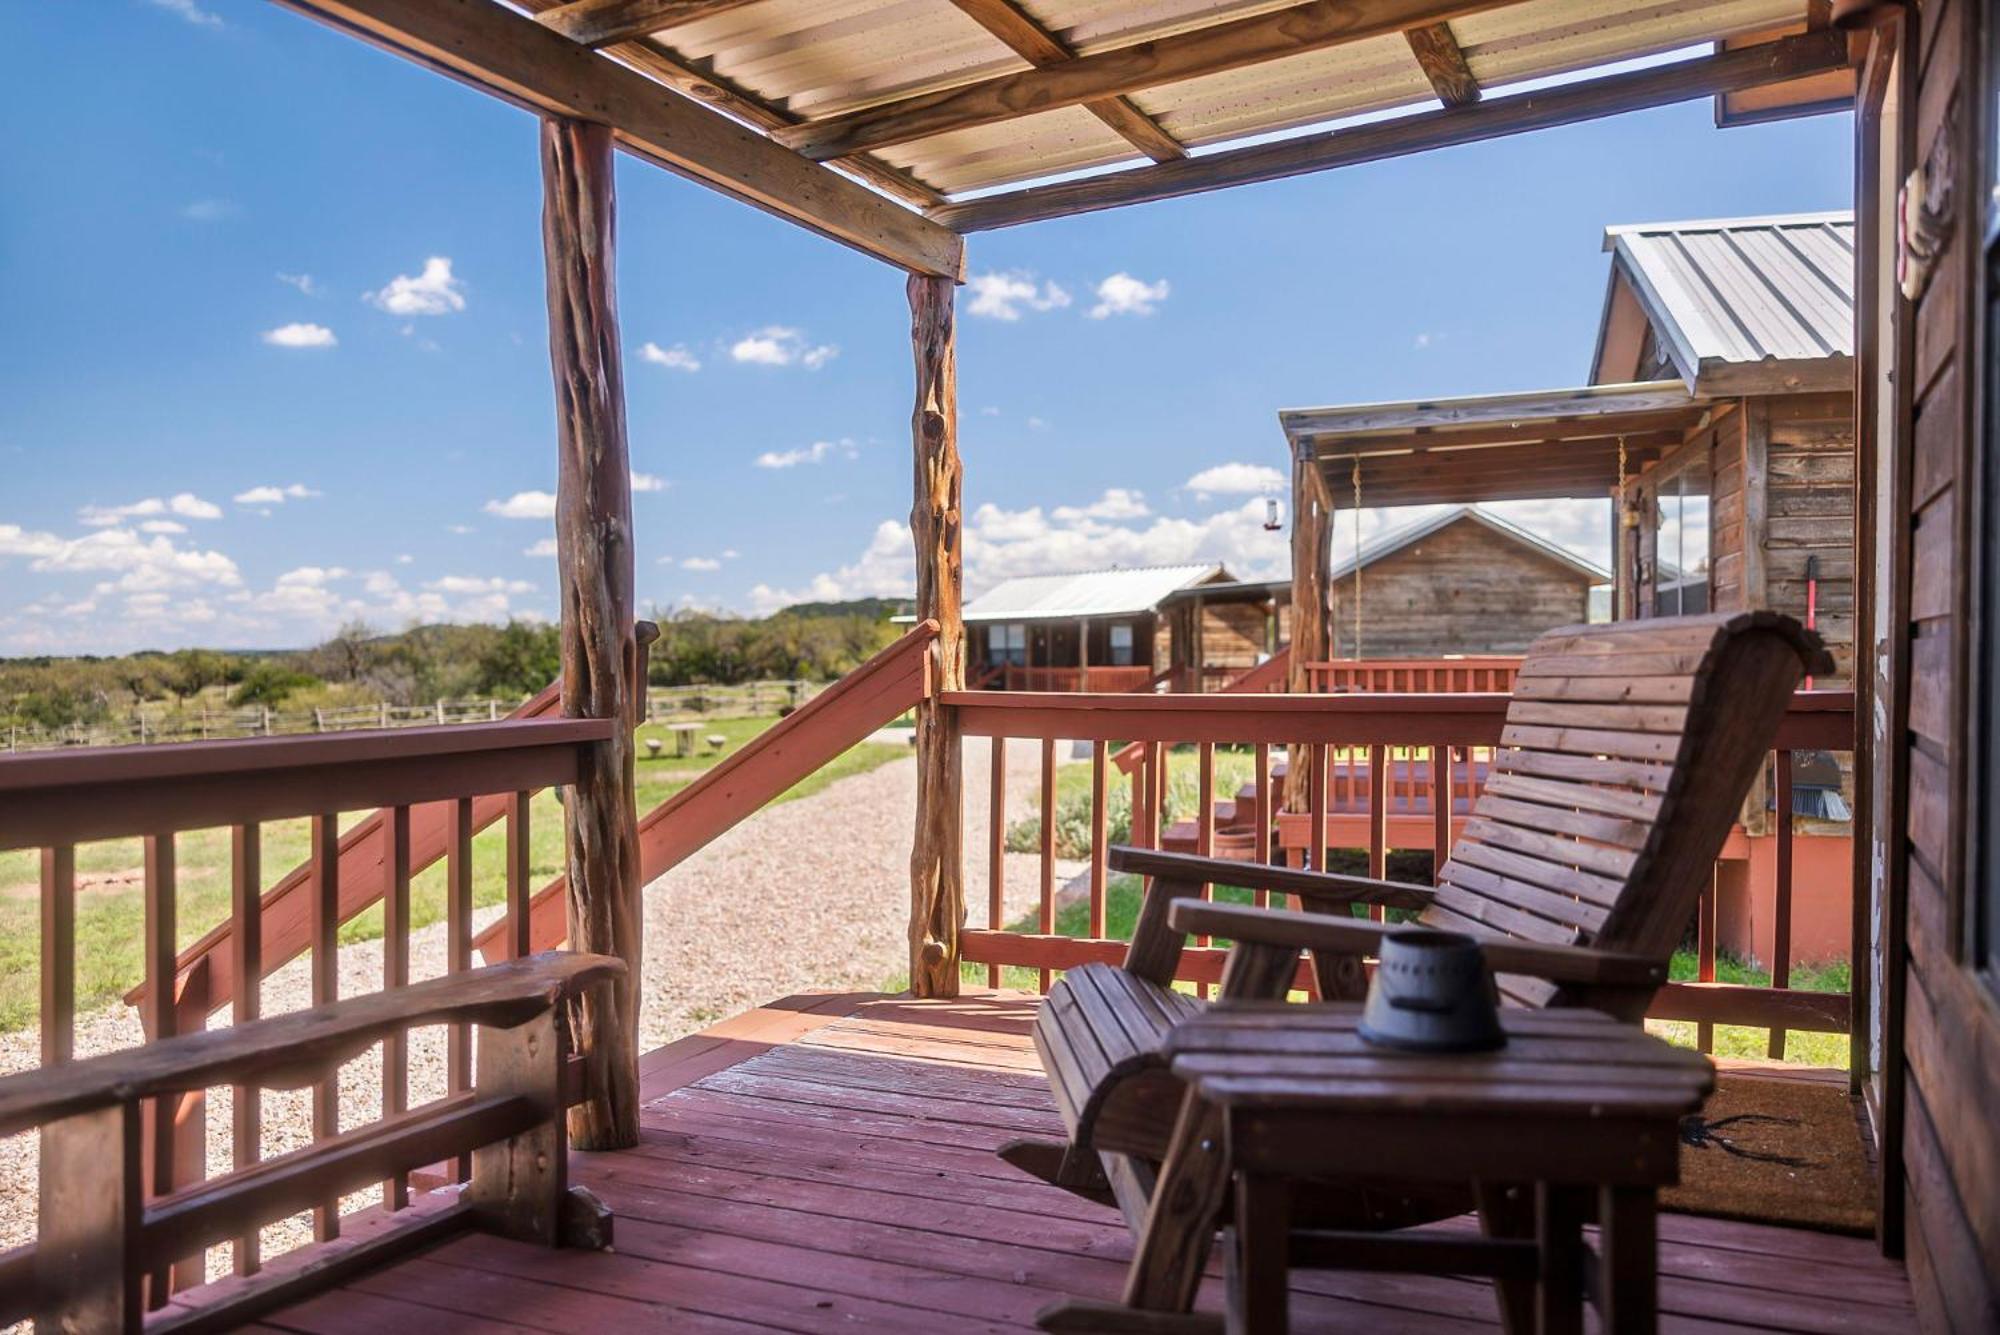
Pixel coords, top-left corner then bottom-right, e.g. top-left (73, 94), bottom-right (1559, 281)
top-left (1004, 612), bottom-right (1830, 1237)
top-left (0, 951), bottom-right (622, 1334)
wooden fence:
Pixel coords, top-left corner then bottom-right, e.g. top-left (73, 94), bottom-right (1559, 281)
top-left (1, 680), bottom-right (826, 753)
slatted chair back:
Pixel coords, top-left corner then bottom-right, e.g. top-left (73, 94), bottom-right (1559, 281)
top-left (1419, 612), bottom-right (1830, 1011)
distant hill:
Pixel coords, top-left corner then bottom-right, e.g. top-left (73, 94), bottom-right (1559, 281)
top-left (770, 596), bottom-right (913, 621)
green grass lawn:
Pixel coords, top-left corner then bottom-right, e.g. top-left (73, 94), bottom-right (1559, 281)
top-left (0, 715), bottom-right (909, 1034)
top-left (953, 870), bottom-right (1853, 1068)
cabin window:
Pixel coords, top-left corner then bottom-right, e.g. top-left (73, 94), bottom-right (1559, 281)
top-left (987, 623), bottom-right (1026, 667)
top-left (1651, 452), bottom-right (1712, 616)
top-left (1108, 623), bottom-right (1135, 666)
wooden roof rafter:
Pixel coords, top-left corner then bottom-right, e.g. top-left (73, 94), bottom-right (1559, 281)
top-left (1404, 21), bottom-right (1481, 106)
top-left (945, 0), bottom-right (1186, 163)
top-left (771, 0), bottom-right (1519, 163)
top-left (931, 27), bottom-right (1855, 230)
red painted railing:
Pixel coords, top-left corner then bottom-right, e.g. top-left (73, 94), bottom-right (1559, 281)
top-left (998, 664), bottom-right (1156, 692)
top-left (948, 688), bottom-right (1855, 1047)
top-left (1304, 656), bottom-right (1523, 693)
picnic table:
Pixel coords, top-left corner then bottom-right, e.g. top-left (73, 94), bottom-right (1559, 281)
top-left (1156, 1001), bottom-right (1713, 1335)
top-left (666, 721), bottom-right (699, 757)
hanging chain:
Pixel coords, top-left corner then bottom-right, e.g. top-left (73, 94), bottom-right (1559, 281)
top-left (1351, 456), bottom-right (1363, 660)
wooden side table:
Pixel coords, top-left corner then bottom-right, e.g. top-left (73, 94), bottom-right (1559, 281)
top-left (1148, 1002), bottom-right (1712, 1335)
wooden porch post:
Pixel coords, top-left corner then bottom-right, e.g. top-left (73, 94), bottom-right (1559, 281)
top-left (1285, 453), bottom-right (1333, 812)
top-left (542, 116), bottom-right (641, 1149)
top-left (908, 272), bottom-right (964, 997)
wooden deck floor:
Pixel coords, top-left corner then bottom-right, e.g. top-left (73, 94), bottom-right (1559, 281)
top-left (259, 992), bottom-right (1914, 1334)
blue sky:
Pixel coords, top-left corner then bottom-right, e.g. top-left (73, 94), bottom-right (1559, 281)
top-left (0, 0), bottom-right (1853, 655)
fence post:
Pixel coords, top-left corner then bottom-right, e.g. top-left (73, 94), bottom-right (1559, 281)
top-left (379, 702), bottom-right (390, 729)
top-left (436, 700), bottom-right (447, 725)
top-left (490, 700), bottom-right (500, 721)
top-left (314, 708), bottom-right (325, 733)
top-left (262, 706), bottom-right (273, 736)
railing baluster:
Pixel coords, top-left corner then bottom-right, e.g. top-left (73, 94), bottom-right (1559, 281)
top-left (1089, 740), bottom-right (1108, 941)
top-left (988, 738), bottom-right (1005, 990)
top-left (1307, 743), bottom-right (1327, 874)
top-left (310, 812), bottom-right (340, 1241)
top-left (231, 823), bottom-right (262, 1275)
top-left (1038, 736), bottom-right (1056, 995)
top-left (448, 796), bottom-right (473, 1180)
top-left (1696, 869), bottom-right (1717, 1054)
top-left (382, 805), bottom-right (411, 1211)
top-left (506, 791), bottom-right (532, 961)
top-left (141, 833), bottom-right (178, 1303)
top-left (1431, 743), bottom-right (1452, 884)
top-left (1252, 744), bottom-right (1271, 906)
top-left (1768, 750), bottom-right (1795, 1060)
top-left (1195, 742), bottom-right (1215, 1000)
top-left (1368, 743), bottom-right (1389, 921)
top-left (40, 845), bottom-right (75, 1068)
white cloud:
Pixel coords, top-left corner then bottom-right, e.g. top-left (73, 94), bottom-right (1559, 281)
top-left (1053, 488), bottom-right (1150, 522)
top-left (447, 524), bottom-right (475, 535)
top-left (428, 575), bottom-right (534, 596)
top-left (1184, 463), bottom-right (1285, 497)
top-left (679, 557), bottom-right (722, 572)
top-left (1089, 272), bottom-right (1171, 319)
top-left (754, 439), bottom-right (853, 470)
top-left (277, 272), bottom-right (320, 296)
top-left (484, 491), bottom-right (557, 520)
top-left (29, 528), bottom-right (242, 593)
top-left (262, 322), bottom-right (337, 349)
top-left (366, 257), bottom-right (466, 317)
top-left (730, 325), bottom-right (838, 369)
top-left (79, 493), bottom-right (223, 527)
top-left (523, 537), bottom-right (559, 559)
top-left (630, 471), bottom-right (669, 493)
top-left (640, 341), bottom-right (700, 372)
top-left (1413, 332), bottom-right (1436, 349)
top-left (233, 482), bottom-right (321, 506)
top-left (180, 198), bottom-right (236, 221)
top-left (147, 0), bottom-right (222, 26)
top-left (748, 520), bottom-right (913, 614)
top-left (139, 520), bottom-right (187, 534)
top-left (1027, 416), bottom-right (1049, 431)
top-left (967, 271), bottom-right (1072, 321)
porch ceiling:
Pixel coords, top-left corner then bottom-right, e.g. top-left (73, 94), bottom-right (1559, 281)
top-left (281, 0), bottom-right (1858, 270)
top-left (1281, 381), bottom-right (1712, 508)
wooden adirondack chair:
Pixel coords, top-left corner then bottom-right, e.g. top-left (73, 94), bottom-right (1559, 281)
top-left (1000, 612), bottom-right (1832, 1241)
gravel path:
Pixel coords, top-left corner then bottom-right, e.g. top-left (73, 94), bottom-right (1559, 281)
top-left (0, 737), bottom-right (1077, 1273)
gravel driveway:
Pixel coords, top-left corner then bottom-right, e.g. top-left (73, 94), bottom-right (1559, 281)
top-left (0, 736), bottom-right (1077, 1270)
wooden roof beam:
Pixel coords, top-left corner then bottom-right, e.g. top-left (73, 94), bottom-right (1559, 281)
top-left (932, 29), bottom-right (1852, 231)
top-left (773, 0), bottom-right (1520, 162)
top-left (1405, 21), bottom-right (1480, 106)
top-left (275, 0), bottom-right (963, 278)
top-left (948, 0), bottom-right (1185, 163)
top-left (537, 0), bottom-right (762, 49)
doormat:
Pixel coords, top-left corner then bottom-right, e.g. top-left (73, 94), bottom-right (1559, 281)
top-left (1661, 1073), bottom-right (1874, 1235)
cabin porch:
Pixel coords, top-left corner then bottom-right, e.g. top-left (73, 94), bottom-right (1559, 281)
top-left (248, 990), bottom-right (1913, 1335)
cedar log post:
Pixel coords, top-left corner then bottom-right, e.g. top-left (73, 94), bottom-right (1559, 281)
top-left (1284, 453), bottom-right (1333, 815)
top-left (908, 272), bottom-right (965, 997)
top-left (542, 116), bottom-right (641, 1149)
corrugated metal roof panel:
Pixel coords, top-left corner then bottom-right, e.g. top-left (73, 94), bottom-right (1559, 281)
top-left (960, 564), bottom-right (1223, 622)
top-left (1605, 211), bottom-right (1854, 389)
top-left (630, 0), bottom-right (1828, 199)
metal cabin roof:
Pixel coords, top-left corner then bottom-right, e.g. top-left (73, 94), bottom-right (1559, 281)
top-left (955, 563), bottom-right (1224, 623)
top-left (1329, 506), bottom-right (1609, 583)
top-left (1593, 210), bottom-right (1855, 394)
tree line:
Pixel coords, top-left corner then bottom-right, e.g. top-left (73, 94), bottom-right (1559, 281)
top-left (1, 600), bottom-right (907, 731)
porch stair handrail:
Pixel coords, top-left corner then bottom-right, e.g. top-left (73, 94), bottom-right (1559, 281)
top-left (471, 618), bottom-right (938, 960)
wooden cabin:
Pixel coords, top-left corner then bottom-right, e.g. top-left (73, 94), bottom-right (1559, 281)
top-left (1320, 505), bottom-right (1607, 658)
top-left (4, 2), bottom-right (1995, 1332)
top-left (934, 563), bottom-right (1227, 690)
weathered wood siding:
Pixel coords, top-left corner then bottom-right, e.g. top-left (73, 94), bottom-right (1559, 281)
top-left (1709, 410), bottom-right (1749, 612)
top-left (1326, 514), bottom-right (1594, 658)
top-left (1199, 599), bottom-right (1276, 671)
top-left (1767, 393), bottom-right (1858, 682)
top-left (1888, 0), bottom-right (2000, 1327)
